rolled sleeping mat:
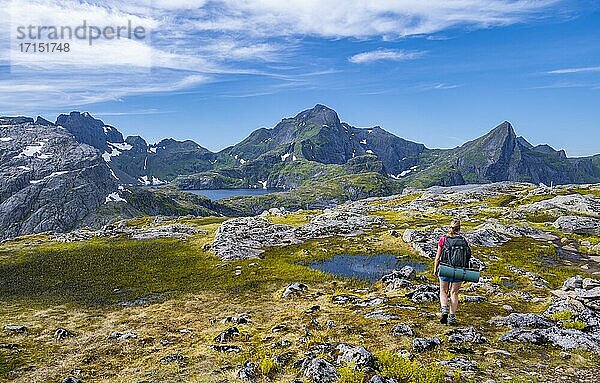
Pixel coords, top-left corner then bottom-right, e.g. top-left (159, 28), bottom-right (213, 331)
top-left (438, 264), bottom-right (480, 283)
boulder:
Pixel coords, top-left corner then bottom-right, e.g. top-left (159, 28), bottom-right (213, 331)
top-left (553, 216), bottom-right (600, 235)
top-left (381, 265), bottom-right (417, 283)
top-left (391, 323), bottom-right (415, 337)
top-left (209, 345), bottom-right (241, 353)
top-left (406, 284), bottom-right (439, 303)
top-left (221, 313), bottom-right (251, 325)
top-left (500, 328), bottom-right (600, 353)
top-left (562, 275), bottom-right (584, 291)
top-left (237, 361), bottom-right (259, 381)
top-left (108, 331), bottom-right (137, 341)
top-left (413, 337), bottom-right (442, 352)
top-left (369, 375), bottom-right (398, 383)
top-left (463, 295), bottom-right (486, 303)
top-left (438, 357), bottom-right (478, 371)
top-left (160, 353), bottom-right (186, 363)
top-left (54, 328), bottom-right (73, 341)
top-left (332, 295), bottom-right (361, 305)
top-left (489, 313), bottom-right (553, 329)
top-left (401, 229), bottom-right (445, 258)
top-left (301, 357), bottom-right (339, 383)
top-left (447, 327), bottom-right (487, 344)
top-left (356, 297), bottom-right (387, 307)
top-left (364, 310), bottom-right (400, 321)
top-left (214, 327), bottom-right (239, 343)
top-left (3, 324), bottom-right (27, 334)
top-left (282, 282), bottom-right (308, 298)
top-left (499, 329), bottom-right (547, 345)
top-left (335, 344), bottom-right (375, 369)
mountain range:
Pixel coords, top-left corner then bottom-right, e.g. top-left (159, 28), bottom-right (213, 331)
top-left (1, 105), bottom-right (598, 239)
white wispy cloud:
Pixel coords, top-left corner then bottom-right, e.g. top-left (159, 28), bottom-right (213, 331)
top-left (179, 0), bottom-right (560, 38)
top-left (0, 0), bottom-right (563, 112)
top-left (547, 66), bottom-right (600, 74)
top-left (349, 49), bottom-right (425, 64)
top-left (416, 83), bottom-right (462, 91)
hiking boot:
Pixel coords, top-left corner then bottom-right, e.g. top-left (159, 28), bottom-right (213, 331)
top-left (440, 313), bottom-right (448, 324)
top-left (448, 314), bottom-right (457, 326)
top-left (440, 306), bottom-right (448, 324)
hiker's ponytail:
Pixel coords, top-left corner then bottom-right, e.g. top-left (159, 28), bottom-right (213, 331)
top-left (448, 219), bottom-right (461, 236)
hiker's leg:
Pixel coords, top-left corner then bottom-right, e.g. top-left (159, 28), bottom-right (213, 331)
top-left (449, 282), bottom-right (462, 314)
top-left (439, 280), bottom-right (450, 310)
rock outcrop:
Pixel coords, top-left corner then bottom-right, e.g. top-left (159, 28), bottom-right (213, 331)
top-left (0, 116), bottom-right (119, 239)
top-left (212, 208), bottom-right (383, 260)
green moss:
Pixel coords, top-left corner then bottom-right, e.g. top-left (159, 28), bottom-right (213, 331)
top-left (549, 310), bottom-right (573, 321)
top-left (338, 363), bottom-right (366, 383)
top-left (561, 320), bottom-right (586, 330)
top-left (485, 194), bottom-right (518, 207)
top-left (374, 350), bottom-right (445, 383)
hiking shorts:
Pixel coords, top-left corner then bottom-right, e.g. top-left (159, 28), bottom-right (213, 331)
top-left (439, 276), bottom-right (463, 283)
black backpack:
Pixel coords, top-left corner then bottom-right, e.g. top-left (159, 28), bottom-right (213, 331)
top-left (442, 235), bottom-right (472, 268)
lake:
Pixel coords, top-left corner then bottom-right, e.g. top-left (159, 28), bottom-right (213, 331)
top-left (184, 188), bottom-right (282, 200)
top-left (309, 254), bottom-right (428, 283)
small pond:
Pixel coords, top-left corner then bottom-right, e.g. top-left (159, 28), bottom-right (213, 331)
top-left (309, 254), bottom-right (428, 283)
top-left (184, 188), bottom-right (282, 200)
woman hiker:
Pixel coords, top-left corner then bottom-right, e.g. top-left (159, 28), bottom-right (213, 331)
top-left (433, 219), bottom-right (472, 325)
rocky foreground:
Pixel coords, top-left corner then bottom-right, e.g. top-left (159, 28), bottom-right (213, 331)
top-left (1, 181), bottom-right (600, 382)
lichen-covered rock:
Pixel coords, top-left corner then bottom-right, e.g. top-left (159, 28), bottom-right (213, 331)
top-left (54, 328), bottom-right (73, 341)
top-left (489, 313), bottom-right (553, 329)
top-left (209, 345), bottom-right (241, 353)
top-left (369, 375), bottom-right (398, 383)
top-left (237, 361), bottom-right (259, 381)
top-left (447, 327), bottom-right (487, 344)
top-left (221, 313), bottom-right (251, 325)
top-left (500, 328), bottom-right (600, 353)
top-left (381, 266), bottom-right (418, 291)
top-left (438, 357), bottom-right (478, 371)
top-left (335, 344), bottom-right (374, 369)
top-left (413, 337), bottom-right (442, 352)
top-left (391, 323), bottom-right (415, 337)
top-left (331, 295), bottom-right (361, 305)
top-left (406, 284), bottom-right (439, 303)
top-left (543, 299), bottom-right (599, 328)
top-left (214, 327), bottom-right (239, 343)
top-left (553, 216), bottom-right (600, 235)
top-left (212, 209), bottom-right (382, 260)
top-left (282, 282), bottom-right (308, 298)
top-left (108, 331), bottom-right (137, 341)
top-left (301, 357), bottom-right (339, 383)
top-left (3, 324), bottom-right (27, 334)
top-left (382, 265), bottom-right (416, 281)
top-left (355, 297), bottom-right (387, 307)
top-left (519, 194), bottom-right (600, 219)
top-left (364, 310), bottom-right (400, 321)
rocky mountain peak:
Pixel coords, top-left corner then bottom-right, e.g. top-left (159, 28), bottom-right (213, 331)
top-left (487, 121), bottom-right (516, 141)
top-left (35, 116), bottom-right (54, 126)
top-left (55, 111), bottom-right (124, 151)
top-left (293, 104), bottom-right (341, 128)
top-left (0, 116), bottom-right (34, 125)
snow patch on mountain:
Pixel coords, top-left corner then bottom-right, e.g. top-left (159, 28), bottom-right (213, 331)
top-left (105, 192), bottom-right (126, 203)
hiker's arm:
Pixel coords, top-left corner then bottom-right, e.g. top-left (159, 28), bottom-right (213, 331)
top-left (434, 245), bottom-right (442, 276)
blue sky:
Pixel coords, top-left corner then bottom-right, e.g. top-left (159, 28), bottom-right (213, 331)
top-left (1, 0), bottom-right (599, 156)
